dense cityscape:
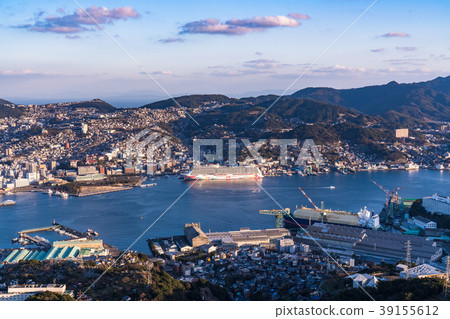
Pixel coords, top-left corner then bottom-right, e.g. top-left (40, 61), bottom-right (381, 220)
top-left (0, 87), bottom-right (449, 301)
top-left (1, 3), bottom-right (450, 317)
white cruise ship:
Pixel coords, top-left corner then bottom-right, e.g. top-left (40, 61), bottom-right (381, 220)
top-left (182, 165), bottom-right (263, 180)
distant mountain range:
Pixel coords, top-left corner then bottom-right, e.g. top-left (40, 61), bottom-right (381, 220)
top-left (291, 76), bottom-right (450, 122)
top-left (140, 76), bottom-right (450, 123)
top-left (2, 76), bottom-right (450, 122)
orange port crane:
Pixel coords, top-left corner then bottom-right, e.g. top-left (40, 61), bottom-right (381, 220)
top-left (298, 187), bottom-right (326, 223)
top-left (298, 187), bottom-right (319, 210)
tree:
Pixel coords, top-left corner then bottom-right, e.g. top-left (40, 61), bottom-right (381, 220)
top-left (27, 291), bottom-right (75, 301)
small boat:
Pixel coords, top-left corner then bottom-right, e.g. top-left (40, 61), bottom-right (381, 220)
top-left (47, 189), bottom-right (53, 195)
top-left (329, 186), bottom-right (335, 189)
top-left (140, 183), bottom-right (157, 188)
top-left (86, 229), bottom-right (99, 236)
top-left (0, 200), bottom-right (16, 207)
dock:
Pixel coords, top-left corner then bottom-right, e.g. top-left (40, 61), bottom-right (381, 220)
top-left (15, 222), bottom-right (99, 249)
top-left (18, 225), bottom-right (59, 235)
top-left (18, 234), bottom-right (51, 249)
top-left (76, 186), bottom-right (133, 197)
top-left (52, 222), bottom-right (91, 239)
top-left (140, 183), bottom-right (157, 188)
top-left (137, 176), bottom-right (147, 187)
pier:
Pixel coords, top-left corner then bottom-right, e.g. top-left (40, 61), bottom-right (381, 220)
top-left (18, 234), bottom-right (51, 249)
top-left (52, 222), bottom-right (92, 239)
top-left (76, 186), bottom-right (133, 197)
top-left (18, 225), bottom-right (59, 235)
top-left (15, 222), bottom-right (99, 248)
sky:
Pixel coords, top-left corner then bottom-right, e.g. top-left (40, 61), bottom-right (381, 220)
top-left (0, 0), bottom-right (449, 107)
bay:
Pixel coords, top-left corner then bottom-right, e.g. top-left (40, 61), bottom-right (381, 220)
top-left (0, 170), bottom-right (448, 253)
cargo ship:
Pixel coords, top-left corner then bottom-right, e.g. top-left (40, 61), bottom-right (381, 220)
top-left (284, 205), bottom-right (380, 229)
top-left (182, 165), bottom-right (263, 180)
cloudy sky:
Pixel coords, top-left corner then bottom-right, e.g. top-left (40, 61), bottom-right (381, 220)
top-left (1, 0), bottom-right (449, 107)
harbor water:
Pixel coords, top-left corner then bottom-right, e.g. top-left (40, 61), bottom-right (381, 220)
top-left (0, 170), bottom-right (448, 253)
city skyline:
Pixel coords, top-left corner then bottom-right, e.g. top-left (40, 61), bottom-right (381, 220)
top-left (1, 0), bottom-right (450, 107)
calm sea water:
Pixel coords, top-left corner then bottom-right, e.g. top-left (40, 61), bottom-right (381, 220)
top-left (0, 170), bottom-right (448, 252)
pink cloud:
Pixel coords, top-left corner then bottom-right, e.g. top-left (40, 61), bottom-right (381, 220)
top-left (227, 16), bottom-right (300, 28)
top-left (19, 6), bottom-right (139, 34)
top-left (0, 69), bottom-right (38, 76)
top-left (73, 6), bottom-right (139, 25)
top-left (244, 59), bottom-right (280, 69)
top-left (287, 13), bottom-right (310, 20)
top-left (31, 26), bottom-right (82, 33)
top-left (180, 14), bottom-right (306, 35)
top-left (159, 37), bottom-right (184, 44)
top-left (396, 46), bottom-right (417, 51)
top-left (380, 32), bottom-right (410, 38)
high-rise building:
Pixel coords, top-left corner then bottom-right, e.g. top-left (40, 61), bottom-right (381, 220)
top-left (395, 128), bottom-right (409, 138)
top-left (81, 123), bottom-right (88, 134)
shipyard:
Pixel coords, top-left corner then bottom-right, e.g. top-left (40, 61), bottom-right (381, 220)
top-left (1, 164), bottom-right (449, 302)
top-left (1, 0), bottom-right (450, 313)
top-left (1, 175), bottom-right (450, 301)
top-left (142, 183), bottom-right (450, 300)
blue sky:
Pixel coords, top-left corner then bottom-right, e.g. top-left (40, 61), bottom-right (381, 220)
top-left (1, 0), bottom-right (449, 107)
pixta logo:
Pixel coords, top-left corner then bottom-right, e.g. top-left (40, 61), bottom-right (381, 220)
top-left (193, 138), bottom-right (324, 166)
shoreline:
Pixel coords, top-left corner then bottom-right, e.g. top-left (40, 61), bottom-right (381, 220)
top-left (75, 186), bottom-right (133, 197)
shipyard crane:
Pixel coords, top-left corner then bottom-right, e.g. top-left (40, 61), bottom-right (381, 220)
top-left (370, 179), bottom-right (404, 219)
top-left (298, 187), bottom-right (319, 210)
top-left (298, 187), bottom-right (326, 223)
top-left (370, 179), bottom-right (402, 206)
top-left (259, 208), bottom-right (290, 228)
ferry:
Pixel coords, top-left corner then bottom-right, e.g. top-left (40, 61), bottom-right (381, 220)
top-left (182, 165), bottom-right (263, 180)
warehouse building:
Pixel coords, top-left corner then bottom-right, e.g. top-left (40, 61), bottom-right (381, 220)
top-left (184, 223), bottom-right (209, 248)
top-left (412, 216), bottom-right (437, 230)
top-left (206, 227), bottom-right (290, 247)
top-left (400, 264), bottom-right (446, 279)
top-left (299, 223), bottom-right (442, 263)
top-left (0, 284), bottom-right (70, 301)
